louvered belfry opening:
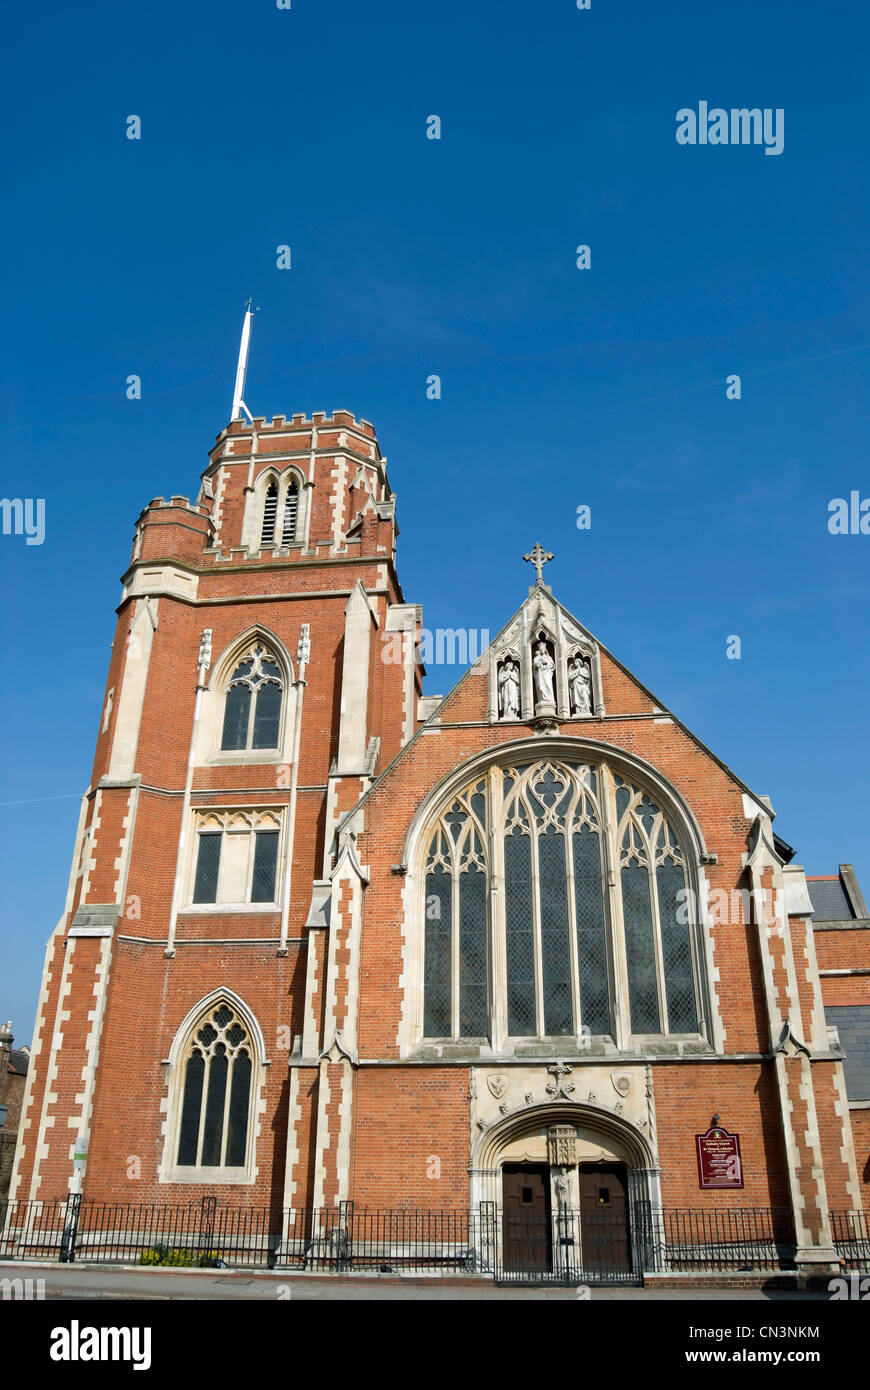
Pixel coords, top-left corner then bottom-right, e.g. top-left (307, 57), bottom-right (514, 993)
top-left (260, 481), bottom-right (278, 547)
top-left (281, 479), bottom-right (299, 544)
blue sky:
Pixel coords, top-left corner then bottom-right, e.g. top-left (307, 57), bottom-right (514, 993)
top-left (1, 0), bottom-right (868, 1039)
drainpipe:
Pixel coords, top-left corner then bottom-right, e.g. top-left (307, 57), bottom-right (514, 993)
top-left (165, 629), bottom-right (213, 957)
top-left (278, 624), bottom-right (310, 955)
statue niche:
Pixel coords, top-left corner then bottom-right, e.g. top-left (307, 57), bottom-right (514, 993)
top-left (532, 635), bottom-right (557, 713)
top-left (497, 655), bottom-right (521, 720)
top-left (567, 652), bottom-right (593, 716)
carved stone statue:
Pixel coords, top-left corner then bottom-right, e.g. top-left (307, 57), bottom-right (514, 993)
top-left (567, 655), bottom-right (592, 715)
top-left (554, 1168), bottom-right (571, 1210)
top-left (498, 658), bottom-right (520, 718)
top-left (532, 641), bottom-right (556, 708)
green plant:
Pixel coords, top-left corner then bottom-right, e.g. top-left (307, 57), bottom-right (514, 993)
top-left (138, 1245), bottom-right (220, 1267)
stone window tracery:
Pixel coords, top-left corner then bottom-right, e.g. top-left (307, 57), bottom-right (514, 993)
top-left (175, 1001), bottom-right (254, 1172)
top-left (420, 758), bottom-right (704, 1045)
top-left (220, 642), bottom-right (284, 752)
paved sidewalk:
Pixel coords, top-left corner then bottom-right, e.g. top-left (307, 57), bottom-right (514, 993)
top-left (1, 1262), bottom-right (834, 1301)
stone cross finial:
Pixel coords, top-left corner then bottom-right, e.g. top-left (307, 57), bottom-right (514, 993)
top-left (545, 1061), bottom-right (575, 1100)
top-left (523, 542), bottom-right (554, 584)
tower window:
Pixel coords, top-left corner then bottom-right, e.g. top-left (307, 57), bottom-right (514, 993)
top-left (176, 1002), bottom-right (254, 1170)
top-left (281, 479), bottom-right (299, 544)
top-left (189, 810), bottom-right (282, 907)
top-left (220, 643), bottom-right (284, 752)
top-left (193, 832), bottom-right (222, 904)
top-left (260, 481), bottom-right (278, 547)
top-left (251, 830), bottom-right (279, 903)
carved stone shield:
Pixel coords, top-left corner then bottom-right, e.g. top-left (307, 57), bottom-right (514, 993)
top-left (487, 1074), bottom-right (508, 1099)
top-left (611, 1071), bottom-right (633, 1097)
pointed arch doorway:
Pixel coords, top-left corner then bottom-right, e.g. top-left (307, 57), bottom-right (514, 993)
top-left (473, 1103), bottom-right (657, 1286)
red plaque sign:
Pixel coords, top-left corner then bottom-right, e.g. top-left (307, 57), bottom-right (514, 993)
top-left (696, 1126), bottom-right (743, 1189)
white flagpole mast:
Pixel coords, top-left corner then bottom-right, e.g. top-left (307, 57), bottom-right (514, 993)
top-left (231, 298), bottom-right (257, 422)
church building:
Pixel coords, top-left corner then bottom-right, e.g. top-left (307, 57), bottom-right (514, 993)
top-left (9, 398), bottom-right (870, 1281)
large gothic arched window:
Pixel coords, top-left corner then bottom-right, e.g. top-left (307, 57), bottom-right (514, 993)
top-left (421, 758), bottom-right (703, 1045)
top-left (220, 642), bottom-right (284, 751)
top-left (176, 1001), bottom-right (254, 1170)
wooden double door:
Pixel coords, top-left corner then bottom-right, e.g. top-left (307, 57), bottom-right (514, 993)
top-left (501, 1161), bottom-right (631, 1276)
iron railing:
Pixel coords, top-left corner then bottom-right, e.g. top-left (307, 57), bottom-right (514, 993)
top-left (1, 1197), bottom-right (863, 1282)
top-left (496, 1205), bottom-right (638, 1286)
top-left (655, 1206), bottom-right (795, 1273)
top-left (830, 1210), bottom-right (870, 1271)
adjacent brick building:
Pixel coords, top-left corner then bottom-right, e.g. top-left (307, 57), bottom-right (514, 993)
top-left (0, 1023), bottom-right (30, 1197)
top-left (9, 406), bottom-right (869, 1278)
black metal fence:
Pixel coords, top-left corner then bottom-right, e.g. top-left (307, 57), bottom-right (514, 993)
top-left (656, 1206), bottom-right (795, 1273)
top-left (0, 1197), bottom-right (866, 1282)
top-left (831, 1209), bottom-right (870, 1272)
top-left (497, 1206), bottom-right (636, 1286)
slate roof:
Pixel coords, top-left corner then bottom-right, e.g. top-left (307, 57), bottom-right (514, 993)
top-left (826, 1006), bottom-right (870, 1102)
top-left (7, 1048), bottom-right (29, 1077)
top-left (807, 877), bottom-right (855, 922)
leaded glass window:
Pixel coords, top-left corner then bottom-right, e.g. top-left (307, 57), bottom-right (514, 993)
top-left (193, 832), bottom-right (222, 904)
top-left (656, 826), bottom-right (698, 1033)
top-left (177, 1002), bottom-right (253, 1169)
top-left (251, 830), bottom-right (279, 903)
top-left (190, 810), bottom-right (282, 906)
top-left (421, 759), bottom-right (703, 1044)
top-left (501, 761), bottom-right (604, 1038)
top-left (573, 823), bottom-right (611, 1034)
top-left (504, 824), bottom-right (535, 1036)
top-left (220, 643), bottom-right (284, 752)
top-left (614, 774), bottom-right (698, 1036)
top-left (423, 782), bottom-right (488, 1038)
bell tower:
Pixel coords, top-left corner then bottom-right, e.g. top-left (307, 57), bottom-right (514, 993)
top-left (11, 393), bottom-right (424, 1205)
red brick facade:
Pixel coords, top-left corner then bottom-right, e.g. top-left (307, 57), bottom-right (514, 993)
top-left (11, 408), bottom-right (869, 1274)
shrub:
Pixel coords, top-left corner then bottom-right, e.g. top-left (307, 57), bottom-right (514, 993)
top-left (138, 1245), bottom-right (221, 1267)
